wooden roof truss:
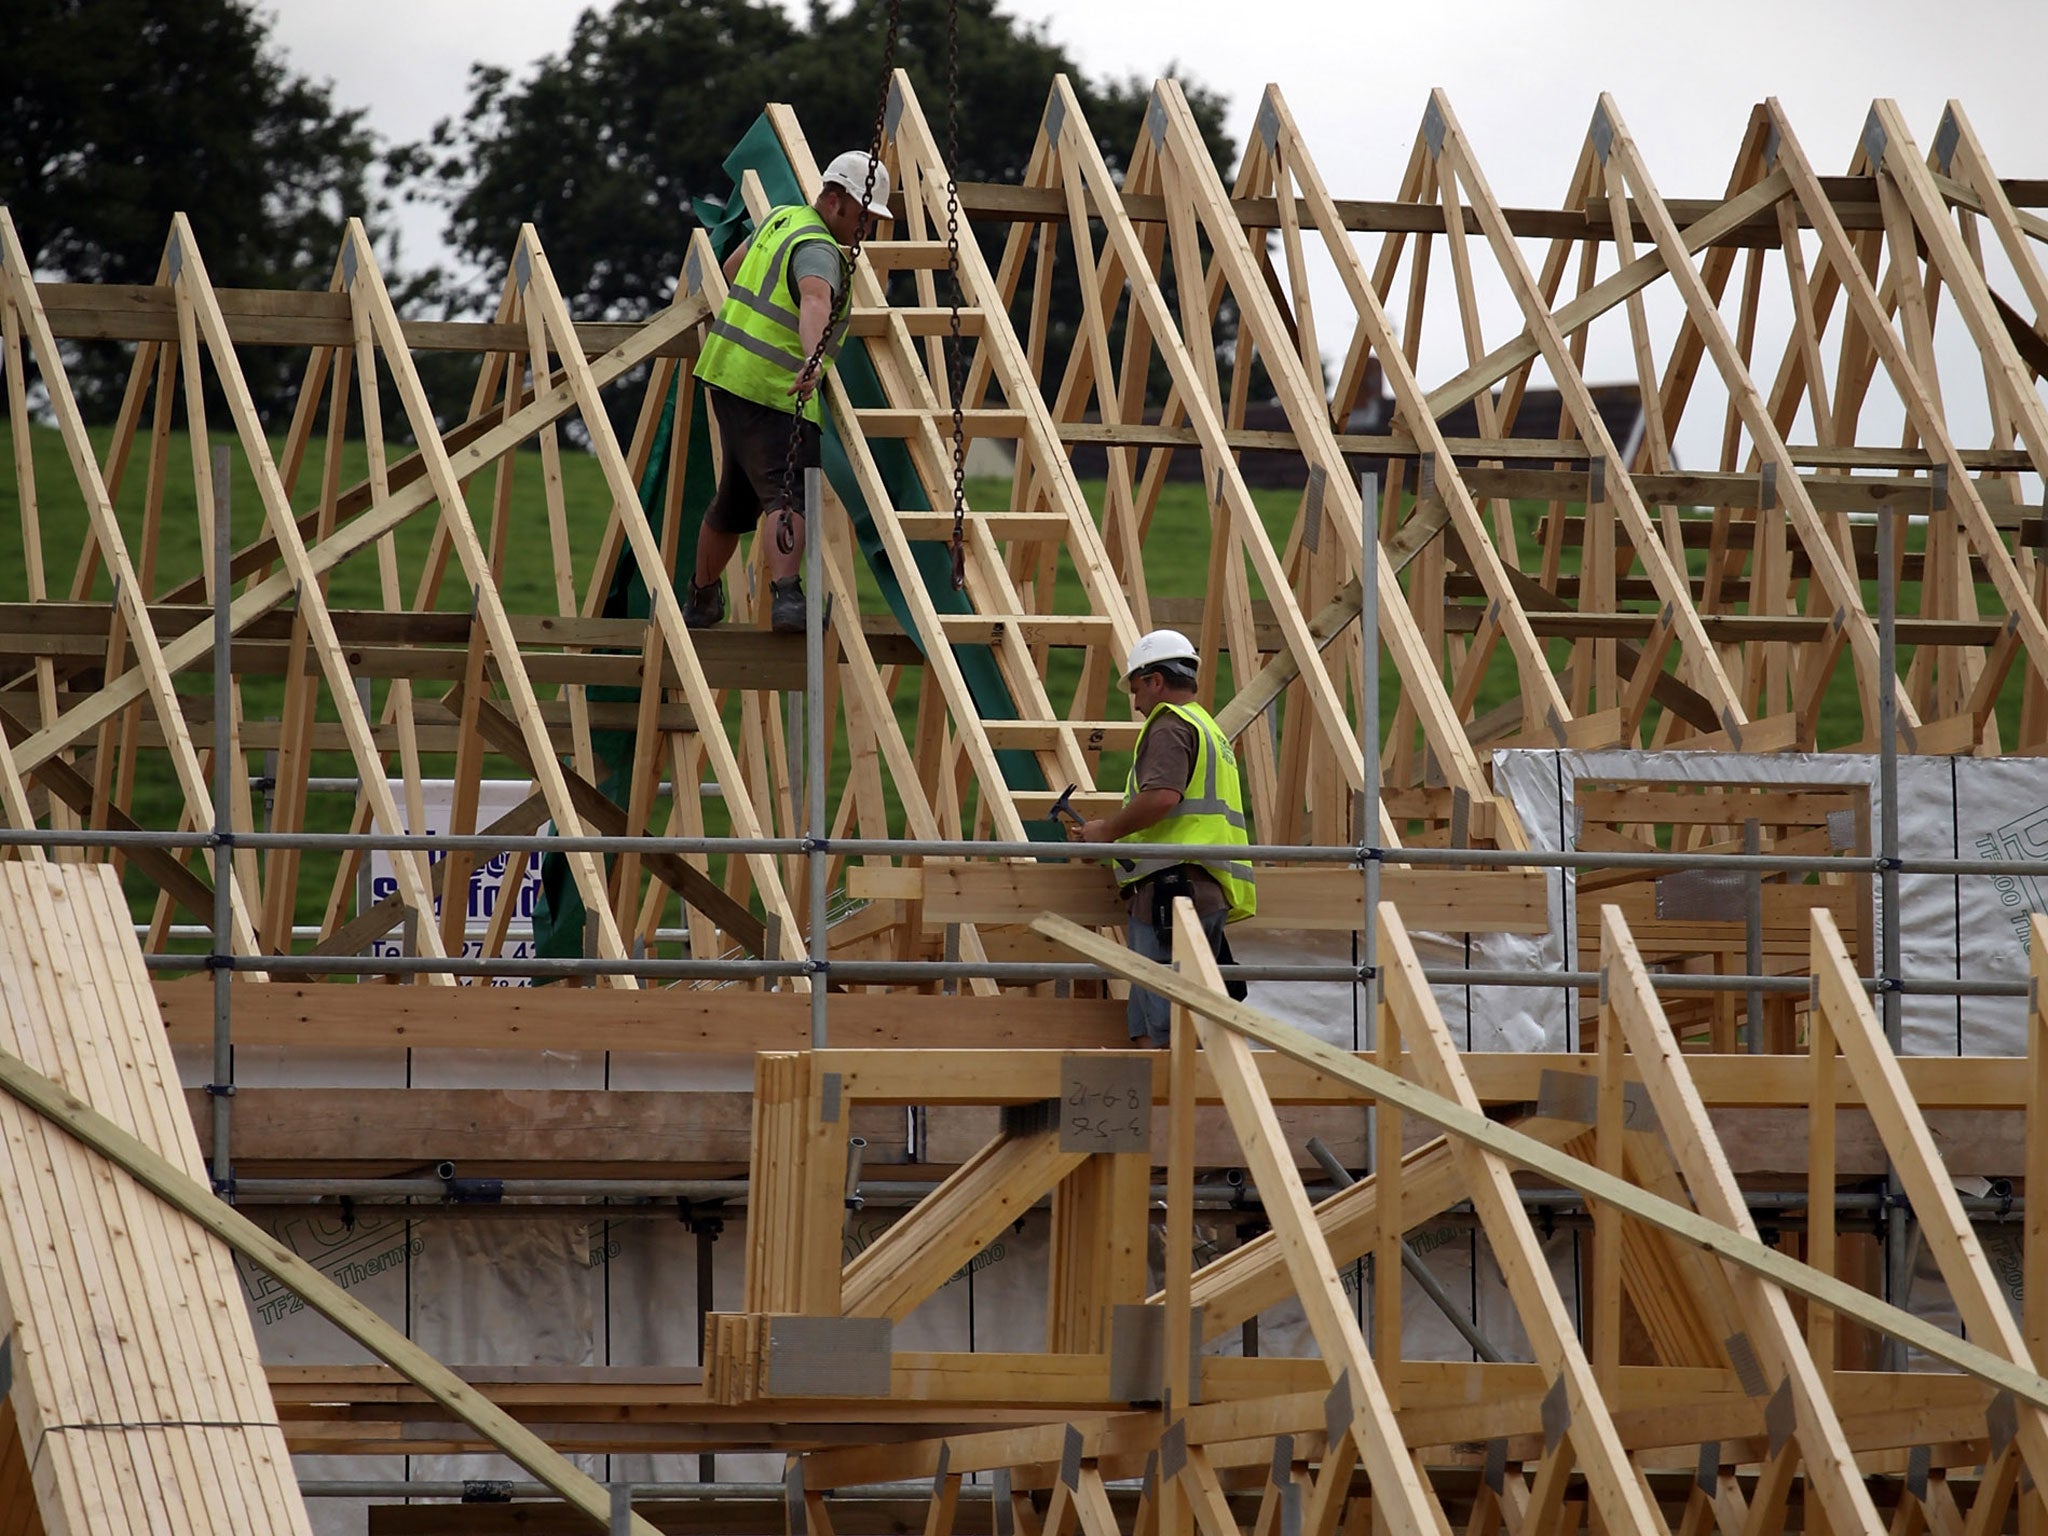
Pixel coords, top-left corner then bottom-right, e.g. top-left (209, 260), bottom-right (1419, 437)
top-left (699, 902), bottom-right (2048, 1534)
top-left (5, 80), bottom-right (2048, 944)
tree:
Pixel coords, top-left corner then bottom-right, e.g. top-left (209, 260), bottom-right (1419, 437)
top-left (1, 0), bottom-right (389, 418)
top-left (396, 0), bottom-right (1237, 402)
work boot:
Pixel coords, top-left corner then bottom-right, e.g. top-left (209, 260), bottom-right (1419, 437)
top-left (769, 576), bottom-right (807, 635)
top-left (683, 577), bottom-right (724, 629)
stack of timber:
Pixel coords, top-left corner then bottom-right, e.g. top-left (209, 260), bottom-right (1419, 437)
top-left (0, 863), bottom-right (310, 1536)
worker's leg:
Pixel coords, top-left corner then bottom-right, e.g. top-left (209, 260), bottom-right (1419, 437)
top-left (693, 524), bottom-right (742, 588)
top-left (693, 388), bottom-right (767, 596)
top-left (1126, 915), bottom-right (1173, 1047)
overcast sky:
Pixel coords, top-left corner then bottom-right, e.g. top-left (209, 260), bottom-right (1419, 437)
top-left (267, 0), bottom-right (2048, 464)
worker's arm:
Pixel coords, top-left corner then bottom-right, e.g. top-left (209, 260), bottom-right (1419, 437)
top-left (789, 274), bottom-right (835, 400)
top-left (720, 235), bottom-right (753, 284)
top-left (1072, 788), bottom-right (1181, 845)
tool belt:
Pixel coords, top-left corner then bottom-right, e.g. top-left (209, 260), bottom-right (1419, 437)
top-left (1146, 865), bottom-right (1248, 1001)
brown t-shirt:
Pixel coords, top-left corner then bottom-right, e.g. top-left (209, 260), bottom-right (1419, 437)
top-left (1124, 708), bottom-right (1227, 919)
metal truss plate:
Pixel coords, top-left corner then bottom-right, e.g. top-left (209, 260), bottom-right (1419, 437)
top-left (1108, 1302), bottom-right (1204, 1403)
top-left (765, 1315), bottom-right (893, 1398)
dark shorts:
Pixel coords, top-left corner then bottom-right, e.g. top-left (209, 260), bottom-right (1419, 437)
top-left (705, 385), bottom-right (820, 535)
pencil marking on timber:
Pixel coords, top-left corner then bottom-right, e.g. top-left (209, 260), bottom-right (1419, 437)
top-left (1059, 1054), bottom-right (1149, 1153)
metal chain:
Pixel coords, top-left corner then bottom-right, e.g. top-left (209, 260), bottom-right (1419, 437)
top-left (775, 0), bottom-right (903, 555)
top-left (943, 0), bottom-right (968, 590)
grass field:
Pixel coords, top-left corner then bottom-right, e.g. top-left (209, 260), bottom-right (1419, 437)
top-left (0, 420), bottom-right (2007, 932)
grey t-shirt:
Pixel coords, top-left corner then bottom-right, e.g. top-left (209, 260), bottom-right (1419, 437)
top-left (789, 240), bottom-right (844, 300)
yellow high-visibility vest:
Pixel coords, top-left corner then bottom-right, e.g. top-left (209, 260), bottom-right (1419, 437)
top-left (1115, 699), bottom-right (1256, 922)
top-left (695, 204), bottom-right (847, 426)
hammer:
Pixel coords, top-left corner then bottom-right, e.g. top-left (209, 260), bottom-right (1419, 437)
top-left (1047, 783), bottom-right (1084, 835)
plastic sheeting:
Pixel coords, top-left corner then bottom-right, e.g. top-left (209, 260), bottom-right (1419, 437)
top-left (1488, 748), bottom-right (2048, 1055)
top-left (275, 1202), bottom-right (1057, 1535)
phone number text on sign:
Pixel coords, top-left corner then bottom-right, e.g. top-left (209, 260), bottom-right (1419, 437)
top-left (364, 781), bottom-right (543, 984)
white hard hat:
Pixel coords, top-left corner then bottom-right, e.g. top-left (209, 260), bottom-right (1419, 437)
top-left (1121, 629), bottom-right (1200, 689)
top-left (820, 151), bottom-right (893, 219)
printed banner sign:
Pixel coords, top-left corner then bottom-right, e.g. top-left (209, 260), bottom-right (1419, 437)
top-left (365, 779), bottom-right (542, 981)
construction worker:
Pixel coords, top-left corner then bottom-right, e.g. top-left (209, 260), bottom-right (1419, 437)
top-left (1070, 630), bottom-right (1256, 1045)
top-left (685, 151), bottom-right (892, 633)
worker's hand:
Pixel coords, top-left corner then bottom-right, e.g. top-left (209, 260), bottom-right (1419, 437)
top-left (1074, 818), bottom-right (1115, 844)
top-left (789, 360), bottom-right (821, 400)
